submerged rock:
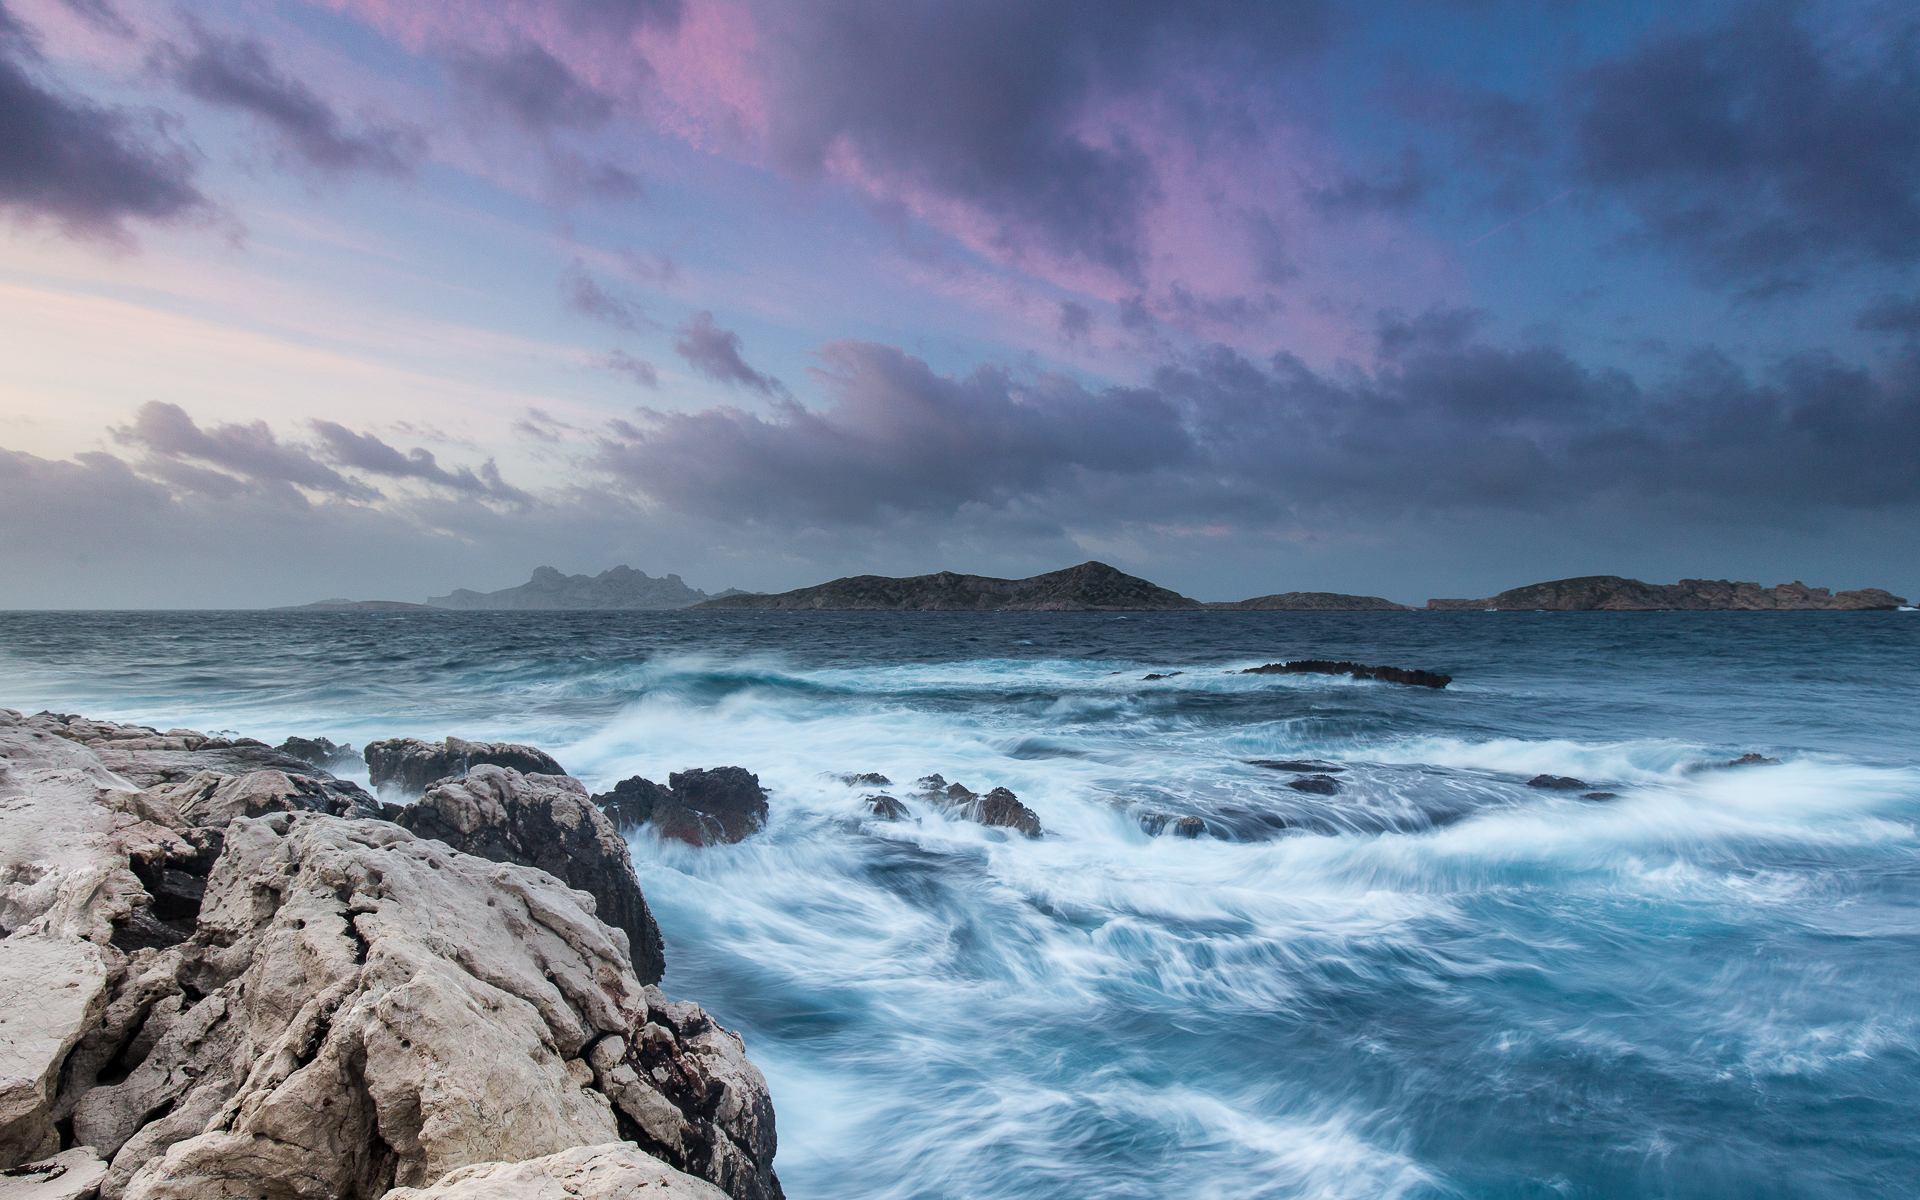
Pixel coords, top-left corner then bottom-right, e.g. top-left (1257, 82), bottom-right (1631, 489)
top-left (1285, 775), bottom-right (1342, 795)
top-left (365, 735), bottom-right (566, 795)
top-left (1526, 774), bottom-right (1589, 790)
top-left (399, 766), bottom-right (666, 986)
top-left (1582, 792), bottom-right (1619, 800)
top-left (1141, 672), bottom-right (1182, 681)
top-left (1247, 759), bottom-right (1345, 773)
top-left (837, 772), bottom-right (891, 786)
top-left (1172, 816), bottom-right (1205, 838)
top-left (1727, 753), bottom-right (1782, 767)
top-left (1240, 660), bottom-right (1451, 689)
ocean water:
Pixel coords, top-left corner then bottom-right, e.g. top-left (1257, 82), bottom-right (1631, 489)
top-left (2, 609), bottom-right (1917, 1200)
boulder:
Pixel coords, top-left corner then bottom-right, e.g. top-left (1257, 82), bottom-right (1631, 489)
top-left (653, 769), bottom-right (769, 847)
top-left (364, 736), bottom-right (566, 795)
top-left (835, 773), bottom-right (890, 787)
top-left (1526, 774), bottom-right (1589, 790)
top-left (275, 736), bottom-right (362, 771)
top-left (399, 766), bottom-right (665, 986)
top-left (1, 1147), bottom-right (110, 1200)
top-left (104, 811), bottom-right (777, 1200)
top-left (146, 768), bottom-right (379, 828)
top-left (386, 1142), bottom-right (729, 1200)
top-left (863, 795), bottom-right (908, 820)
top-left (960, 787), bottom-right (1042, 837)
top-left (591, 775), bottom-right (673, 833)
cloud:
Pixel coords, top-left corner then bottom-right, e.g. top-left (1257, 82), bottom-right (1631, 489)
top-left (672, 311), bottom-right (781, 394)
top-left (0, 6), bottom-right (203, 239)
top-left (563, 267), bottom-right (653, 330)
top-left (600, 349), bottom-right (659, 388)
top-left (1858, 295), bottom-right (1920, 338)
top-left (593, 322), bottom-right (1920, 529)
top-left (54, 0), bottom-right (131, 38)
top-left (310, 421), bottom-right (533, 506)
top-left (1305, 148), bottom-right (1430, 217)
top-left (449, 40), bottom-right (613, 132)
top-left (114, 401), bottom-right (379, 503)
top-left (155, 20), bottom-right (420, 174)
top-left (1571, 1), bottom-right (1920, 290)
top-left (1057, 300), bottom-right (1092, 342)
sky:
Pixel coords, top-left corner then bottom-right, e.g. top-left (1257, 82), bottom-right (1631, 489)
top-left (1, 0), bottom-right (1916, 607)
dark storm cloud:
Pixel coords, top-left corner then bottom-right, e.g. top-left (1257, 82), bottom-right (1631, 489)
top-left (114, 402), bottom-right (379, 503)
top-left (757, 0), bottom-right (1330, 279)
top-left (600, 349), bottom-right (659, 388)
top-left (673, 311), bottom-right (782, 394)
top-left (0, 6), bottom-right (202, 238)
top-left (597, 339), bottom-right (1190, 521)
top-left (155, 21), bottom-right (419, 174)
top-left (1304, 148), bottom-right (1430, 218)
top-left (310, 421), bottom-right (533, 506)
top-left (450, 41), bottom-right (612, 132)
top-left (1857, 295), bottom-right (1920, 338)
top-left (1571, 1), bottom-right (1920, 289)
top-left (562, 268), bottom-right (654, 331)
top-left (593, 322), bottom-right (1920, 528)
top-left (1056, 300), bottom-right (1092, 342)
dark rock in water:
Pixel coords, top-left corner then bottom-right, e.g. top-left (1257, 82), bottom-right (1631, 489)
top-left (1142, 672), bottom-right (1182, 680)
top-left (400, 765), bottom-right (666, 985)
top-left (963, 787), bottom-right (1042, 837)
top-left (1582, 792), bottom-right (1618, 800)
top-left (916, 773), bottom-right (947, 792)
top-left (275, 735), bottom-right (362, 769)
top-left (1286, 774), bottom-right (1342, 795)
top-left (1241, 660), bottom-right (1451, 689)
top-left (653, 767), bottom-right (770, 846)
top-left (944, 781), bottom-right (978, 803)
top-left (592, 774), bottom-right (673, 832)
top-left (1247, 759), bottom-right (1345, 773)
top-left (1172, 816), bottom-right (1205, 838)
top-left (865, 794), bottom-right (909, 820)
top-left (365, 735), bottom-right (565, 794)
top-left (1727, 753), bottom-right (1781, 766)
top-left (839, 772), bottom-right (892, 786)
top-left (1527, 774), bottom-right (1589, 790)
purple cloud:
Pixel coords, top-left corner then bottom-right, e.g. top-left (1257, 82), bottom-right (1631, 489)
top-left (673, 311), bottom-right (781, 394)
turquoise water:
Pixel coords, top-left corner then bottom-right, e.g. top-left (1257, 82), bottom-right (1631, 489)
top-left (3, 610), bottom-right (1916, 1198)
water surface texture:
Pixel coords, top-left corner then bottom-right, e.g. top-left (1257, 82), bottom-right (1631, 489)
top-left (3, 610), bottom-right (1916, 1200)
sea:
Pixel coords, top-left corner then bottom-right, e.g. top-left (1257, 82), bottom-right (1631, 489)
top-left (2, 608), bottom-right (1916, 1200)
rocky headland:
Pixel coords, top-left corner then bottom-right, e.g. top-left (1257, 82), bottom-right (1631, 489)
top-left (430, 566), bottom-right (737, 611)
top-left (0, 709), bottom-right (781, 1200)
top-left (1426, 575), bottom-right (1907, 611)
top-left (1206, 592), bottom-right (1412, 611)
top-left (693, 561), bottom-right (1202, 612)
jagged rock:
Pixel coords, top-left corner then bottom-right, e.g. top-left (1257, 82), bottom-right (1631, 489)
top-left (275, 736), bottom-right (362, 770)
top-left (0, 936), bottom-right (110, 1168)
top-left (961, 787), bottom-right (1042, 837)
top-left (364, 736), bottom-right (566, 795)
top-left (145, 768), bottom-right (379, 828)
top-left (1727, 753), bottom-right (1781, 766)
top-left (1240, 660), bottom-right (1452, 689)
top-left (1526, 774), bottom-right (1589, 790)
top-left (943, 782), bottom-right (976, 803)
top-left (51, 948), bottom-right (182, 1126)
top-left (107, 811), bottom-right (777, 1200)
top-left (1, 1147), bottom-right (110, 1200)
top-left (651, 769), bottom-right (769, 847)
top-left (1141, 672), bottom-right (1182, 680)
top-left (836, 773), bottom-right (890, 787)
top-left (863, 795), bottom-right (908, 820)
top-left (1285, 775), bottom-right (1341, 795)
top-left (386, 1142), bottom-right (729, 1199)
top-left (591, 775), bottom-right (673, 833)
top-left (399, 766), bottom-right (665, 986)
top-left (27, 712), bottom-right (320, 790)
top-left (914, 774), bottom-right (946, 792)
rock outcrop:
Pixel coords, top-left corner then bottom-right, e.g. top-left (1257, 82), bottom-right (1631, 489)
top-left (386, 1143), bottom-right (729, 1199)
top-left (365, 736), bottom-right (566, 795)
top-left (398, 766), bottom-right (666, 985)
top-left (1, 710), bottom-right (781, 1200)
top-left (911, 776), bottom-right (1042, 837)
top-left (695, 561), bottom-right (1203, 611)
top-left (1427, 575), bottom-right (1907, 611)
top-left (591, 769), bottom-right (769, 848)
top-left (1240, 660), bottom-right (1452, 689)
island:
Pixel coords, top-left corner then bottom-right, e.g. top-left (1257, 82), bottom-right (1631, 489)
top-left (1427, 575), bottom-right (1907, 611)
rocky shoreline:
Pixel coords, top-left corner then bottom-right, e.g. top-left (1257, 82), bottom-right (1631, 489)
top-left (0, 711), bottom-right (780, 1200)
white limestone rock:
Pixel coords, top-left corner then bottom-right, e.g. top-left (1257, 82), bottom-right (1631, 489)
top-left (383, 1142), bottom-right (730, 1200)
top-left (0, 1146), bottom-right (111, 1200)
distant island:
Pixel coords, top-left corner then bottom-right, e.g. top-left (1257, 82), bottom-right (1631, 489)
top-left (279, 565), bottom-right (1907, 614)
top-left (694, 562), bottom-right (1408, 611)
top-left (1427, 575), bottom-right (1907, 611)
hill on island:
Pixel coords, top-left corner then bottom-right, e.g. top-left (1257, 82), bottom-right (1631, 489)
top-left (1427, 575), bottom-right (1908, 611)
top-left (694, 561), bottom-right (1207, 611)
top-left (429, 565), bottom-right (739, 610)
